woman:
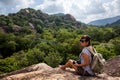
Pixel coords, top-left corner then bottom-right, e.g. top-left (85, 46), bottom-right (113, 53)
top-left (60, 35), bottom-right (95, 76)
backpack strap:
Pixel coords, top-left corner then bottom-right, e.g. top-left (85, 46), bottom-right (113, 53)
top-left (86, 47), bottom-right (105, 64)
top-left (86, 47), bottom-right (97, 61)
top-left (86, 47), bottom-right (95, 55)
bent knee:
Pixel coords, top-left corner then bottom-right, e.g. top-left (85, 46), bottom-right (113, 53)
top-left (68, 59), bottom-right (74, 63)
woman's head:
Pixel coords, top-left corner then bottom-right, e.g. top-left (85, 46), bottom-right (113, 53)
top-left (80, 35), bottom-right (91, 47)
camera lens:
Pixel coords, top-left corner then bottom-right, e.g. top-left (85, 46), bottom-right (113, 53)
top-left (73, 61), bottom-right (75, 64)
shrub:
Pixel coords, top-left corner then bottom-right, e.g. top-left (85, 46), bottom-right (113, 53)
top-left (25, 48), bottom-right (45, 66)
top-left (44, 52), bottom-right (62, 67)
top-left (0, 57), bottom-right (19, 73)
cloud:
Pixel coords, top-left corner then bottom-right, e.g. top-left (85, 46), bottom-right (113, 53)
top-left (84, 0), bottom-right (120, 23)
top-left (15, 0), bottom-right (34, 10)
top-left (0, 0), bottom-right (34, 14)
top-left (103, 0), bottom-right (120, 16)
top-left (0, 0), bottom-right (120, 23)
top-left (35, 0), bottom-right (64, 13)
top-left (34, 0), bottom-right (108, 23)
top-left (0, 0), bottom-right (15, 5)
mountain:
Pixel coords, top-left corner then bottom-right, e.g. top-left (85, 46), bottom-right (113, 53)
top-left (110, 19), bottom-right (120, 26)
top-left (0, 56), bottom-right (120, 80)
top-left (0, 8), bottom-right (86, 33)
top-left (88, 16), bottom-right (120, 26)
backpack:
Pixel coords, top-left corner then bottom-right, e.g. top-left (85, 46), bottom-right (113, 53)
top-left (86, 47), bottom-right (106, 74)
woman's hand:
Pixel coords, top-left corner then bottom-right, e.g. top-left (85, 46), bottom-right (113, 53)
top-left (74, 63), bottom-right (80, 67)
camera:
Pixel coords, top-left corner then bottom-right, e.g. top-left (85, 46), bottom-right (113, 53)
top-left (73, 61), bottom-right (76, 64)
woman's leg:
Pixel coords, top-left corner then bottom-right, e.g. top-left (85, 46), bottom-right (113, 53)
top-left (60, 59), bottom-right (78, 71)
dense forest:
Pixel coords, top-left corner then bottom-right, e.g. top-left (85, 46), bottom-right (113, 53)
top-left (0, 8), bottom-right (120, 74)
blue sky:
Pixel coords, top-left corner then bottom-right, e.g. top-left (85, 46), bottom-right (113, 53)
top-left (0, 0), bottom-right (120, 23)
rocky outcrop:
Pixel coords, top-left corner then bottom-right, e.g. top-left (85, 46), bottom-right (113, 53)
top-left (63, 14), bottom-right (76, 22)
top-left (13, 25), bottom-right (21, 32)
top-left (0, 56), bottom-right (120, 80)
top-left (105, 55), bottom-right (120, 77)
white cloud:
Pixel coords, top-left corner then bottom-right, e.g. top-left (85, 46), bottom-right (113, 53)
top-left (35, 0), bottom-right (65, 13)
top-left (15, 0), bottom-right (34, 10)
top-left (0, 0), bottom-right (35, 14)
top-left (103, 0), bottom-right (120, 17)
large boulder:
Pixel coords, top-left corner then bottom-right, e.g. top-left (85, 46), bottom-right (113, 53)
top-left (63, 14), bottom-right (76, 22)
top-left (105, 55), bottom-right (120, 77)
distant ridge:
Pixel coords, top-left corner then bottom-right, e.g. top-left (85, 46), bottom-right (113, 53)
top-left (88, 16), bottom-right (120, 26)
top-left (52, 13), bottom-right (65, 16)
top-left (110, 19), bottom-right (120, 26)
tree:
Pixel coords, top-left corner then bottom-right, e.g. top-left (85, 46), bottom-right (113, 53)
top-left (36, 24), bottom-right (43, 33)
top-left (41, 29), bottom-right (55, 41)
top-left (84, 27), bottom-right (104, 42)
top-left (0, 57), bottom-right (19, 73)
top-left (110, 37), bottom-right (120, 55)
top-left (0, 33), bottom-right (16, 58)
top-left (56, 29), bottom-right (74, 42)
top-left (15, 36), bottom-right (32, 51)
top-left (35, 41), bottom-right (54, 54)
top-left (44, 52), bottom-right (62, 67)
top-left (95, 43), bottom-right (116, 60)
top-left (25, 48), bottom-right (45, 66)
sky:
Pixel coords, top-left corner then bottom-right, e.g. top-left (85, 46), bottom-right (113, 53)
top-left (0, 0), bottom-right (120, 23)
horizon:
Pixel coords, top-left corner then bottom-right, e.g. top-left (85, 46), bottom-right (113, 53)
top-left (0, 0), bottom-right (120, 23)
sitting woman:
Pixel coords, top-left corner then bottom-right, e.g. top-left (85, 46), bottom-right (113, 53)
top-left (60, 35), bottom-right (95, 76)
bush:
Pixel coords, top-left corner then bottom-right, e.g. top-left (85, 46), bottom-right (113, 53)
top-left (95, 43), bottom-right (116, 60)
top-left (67, 54), bottom-right (78, 60)
top-left (110, 37), bottom-right (120, 55)
top-left (44, 52), bottom-right (62, 67)
top-left (0, 57), bottom-right (19, 73)
top-left (25, 48), bottom-right (45, 66)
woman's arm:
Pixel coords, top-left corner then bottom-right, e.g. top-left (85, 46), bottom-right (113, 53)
top-left (74, 53), bottom-right (90, 67)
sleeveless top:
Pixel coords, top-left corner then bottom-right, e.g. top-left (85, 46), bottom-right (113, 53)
top-left (79, 47), bottom-right (94, 75)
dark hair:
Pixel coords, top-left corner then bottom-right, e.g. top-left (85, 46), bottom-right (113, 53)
top-left (80, 35), bottom-right (91, 46)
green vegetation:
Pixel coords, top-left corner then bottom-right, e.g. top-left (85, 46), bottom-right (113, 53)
top-left (0, 8), bottom-right (120, 74)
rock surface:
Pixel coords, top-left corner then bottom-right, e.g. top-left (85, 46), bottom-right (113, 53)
top-left (105, 55), bottom-right (120, 77)
top-left (0, 56), bottom-right (120, 80)
top-left (63, 14), bottom-right (76, 22)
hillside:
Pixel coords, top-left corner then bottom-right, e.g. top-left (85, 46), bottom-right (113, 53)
top-left (110, 19), bottom-right (120, 26)
top-left (88, 16), bottom-right (120, 26)
top-left (0, 55), bottom-right (120, 80)
top-left (0, 8), bottom-right (85, 34)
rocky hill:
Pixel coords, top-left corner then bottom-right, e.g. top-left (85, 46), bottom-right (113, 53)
top-left (0, 8), bottom-right (86, 33)
top-left (0, 55), bottom-right (120, 80)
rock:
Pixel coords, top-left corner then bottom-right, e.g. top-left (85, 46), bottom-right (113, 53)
top-left (0, 63), bottom-right (53, 79)
top-left (1, 68), bottom-right (120, 80)
top-left (63, 14), bottom-right (76, 22)
top-left (0, 56), bottom-right (120, 80)
top-left (29, 23), bottom-right (35, 29)
top-left (13, 25), bottom-right (21, 32)
top-left (105, 55), bottom-right (120, 77)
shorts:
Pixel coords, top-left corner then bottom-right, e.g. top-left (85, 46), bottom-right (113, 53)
top-left (76, 67), bottom-right (92, 76)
